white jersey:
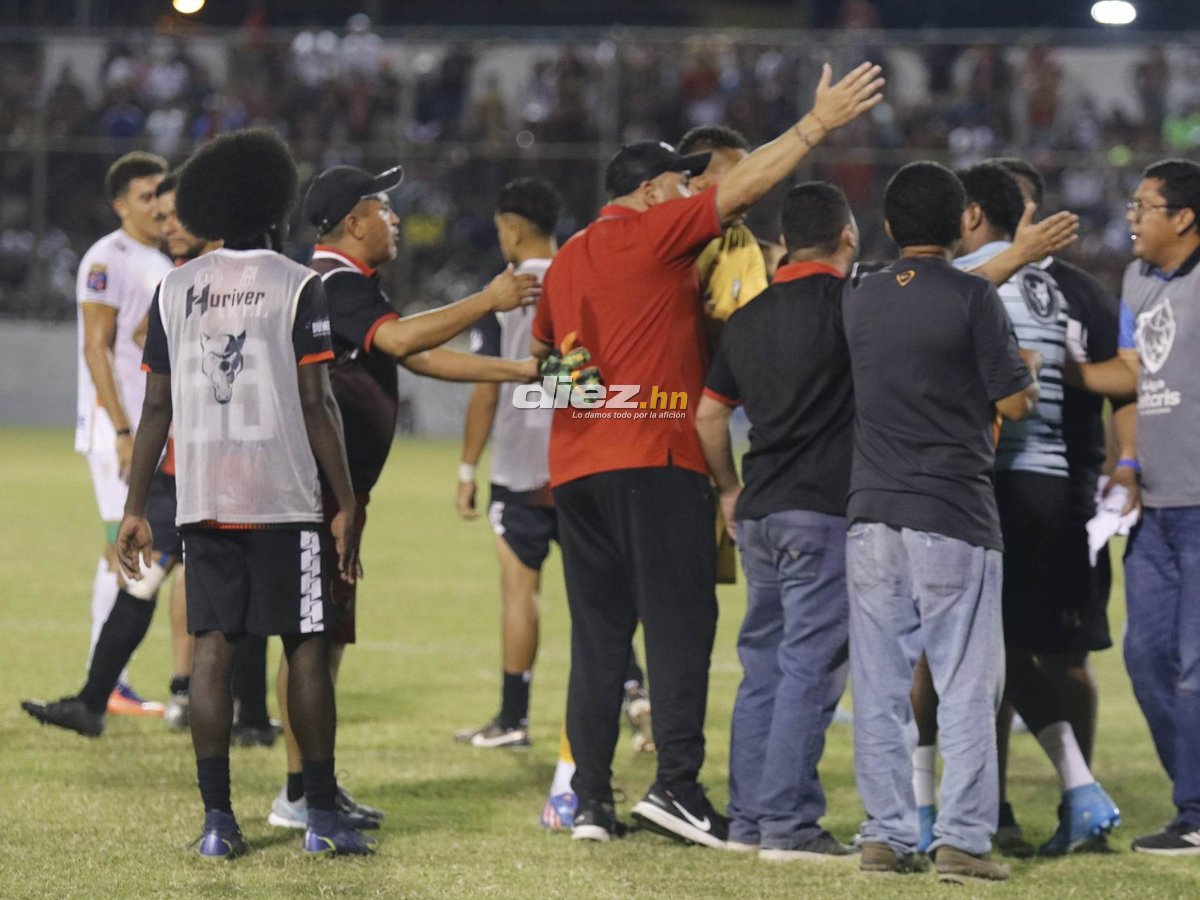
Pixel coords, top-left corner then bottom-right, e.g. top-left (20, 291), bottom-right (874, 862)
top-left (469, 259), bottom-right (552, 492)
top-left (75, 229), bottom-right (172, 453)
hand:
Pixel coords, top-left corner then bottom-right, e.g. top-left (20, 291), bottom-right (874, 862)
top-left (455, 480), bottom-right (479, 520)
top-left (116, 433), bottom-right (134, 482)
top-left (1020, 348), bottom-right (1044, 379)
top-left (1103, 465), bottom-right (1142, 516)
top-left (1011, 202), bottom-right (1079, 263)
top-left (719, 487), bottom-right (741, 543)
top-left (116, 515), bottom-right (154, 583)
top-left (330, 505), bottom-right (363, 584)
top-left (485, 264), bottom-right (541, 312)
top-left (513, 357), bottom-right (540, 383)
top-left (809, 62), bottom-right (885, 133)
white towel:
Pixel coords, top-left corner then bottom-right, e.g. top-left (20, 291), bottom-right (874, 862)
top-left (1086, 475), bottom-right (1141, 566)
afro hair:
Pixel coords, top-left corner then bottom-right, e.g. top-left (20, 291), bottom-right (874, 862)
top-left (176, 128), bottom-right (298, 244)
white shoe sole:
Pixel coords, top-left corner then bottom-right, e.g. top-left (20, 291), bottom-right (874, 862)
top-left (724, 841), bottom-right (759, 853)
top-left (571, 824), bottom-right (612, 842)
top-left (267, 812), bottom-right (306, 830)
top-left (631, 800), bottom-right (726, 849)
top-left (759, 848), bottom-right (856, 862)
top-left (1133, 845), bottom-right (1200, 856)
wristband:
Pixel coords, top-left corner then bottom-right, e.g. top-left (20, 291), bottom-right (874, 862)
top-left (115, 427), bottom-right (132, 437)
top-left (458, 463), bottom-right (477, 483)
top-left (1116, 458), bottom-right (1141, 475)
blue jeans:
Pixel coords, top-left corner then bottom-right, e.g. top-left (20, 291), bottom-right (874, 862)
top-left (1123, 506), bottom-right (1200, 826)
top-left (727, 510), bottom-right (849, 848)
top-left (846, 521), bottom-right (1004, 857)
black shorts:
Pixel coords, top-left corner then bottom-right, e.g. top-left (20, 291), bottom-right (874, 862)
top-left (182, 526), bottom-right (331, 637)
top-left (996, 471), bottom-right (1112, 654)
top-left (489, 484), bottom-right (557, 571)
top-left (147, 471), bottom-right (183, 560)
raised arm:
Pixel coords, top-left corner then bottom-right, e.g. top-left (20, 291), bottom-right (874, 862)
top-left (715, 63), bottom-right (884, 224)
top-left (372, 267), bottom-right (540, 359)
top-left (971, 202), bottom-right (1080, 287)
top-left (402, 347), bottom-right (538, 383)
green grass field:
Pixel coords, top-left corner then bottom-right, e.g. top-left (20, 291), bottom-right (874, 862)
top-left (2, 427), bottom-right (1198, 899)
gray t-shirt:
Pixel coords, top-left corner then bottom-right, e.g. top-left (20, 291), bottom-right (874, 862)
top-left (469, 259), bottom-right (552, 492)
top-left (1119, 245), bottom-right (1200, 508)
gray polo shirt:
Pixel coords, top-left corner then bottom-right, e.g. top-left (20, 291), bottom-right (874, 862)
top-left (1119, 243), bottom-right (1200, 508)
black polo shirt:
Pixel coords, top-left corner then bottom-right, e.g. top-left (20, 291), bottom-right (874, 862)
top-left (308, 245), bottom-right (401, 496)
top-left (841, 257), bottom-right (1031, 551)
top-left (704, 261), bottom-right (853, 522)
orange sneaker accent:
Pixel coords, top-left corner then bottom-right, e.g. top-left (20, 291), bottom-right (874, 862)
top-left (107, 690), bottom-right (165, 717)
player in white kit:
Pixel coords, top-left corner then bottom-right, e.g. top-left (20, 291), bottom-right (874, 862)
top-left (75, 152), bottom-right (173, 715)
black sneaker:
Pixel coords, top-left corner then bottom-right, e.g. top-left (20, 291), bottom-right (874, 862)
top-left (760, 830), bottom-right (856, 862)
top-left (631, 782), bottom-right (728, 849)
top-left (1131, 820), bottom-right (1200, 856)
top-left (571, 799), bottom-right (628, 843)
top-left (453, 717), bottom-right (531, 748)
top-left (21, 697), bottom-right (105, 737)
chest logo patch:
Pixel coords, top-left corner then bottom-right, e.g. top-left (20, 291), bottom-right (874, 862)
top-left (201, 331), bottom-right (247, 404)
top-left (1018, 269), bottom-right (1060, 324)
top-left (896, 270), bottom-right (915, 287)
top-left (1135, 298), bottom-right (1176, 375)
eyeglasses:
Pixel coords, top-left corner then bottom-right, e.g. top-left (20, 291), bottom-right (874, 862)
top-left (1126, 199), bottom-right (1182, 219)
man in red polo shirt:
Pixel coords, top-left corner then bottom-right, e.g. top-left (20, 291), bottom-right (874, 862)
top-left (530, 62), bottom-right (885, 847)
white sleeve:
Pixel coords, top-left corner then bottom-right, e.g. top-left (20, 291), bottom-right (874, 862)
top-left (77, 244), bottom-right (120, 310)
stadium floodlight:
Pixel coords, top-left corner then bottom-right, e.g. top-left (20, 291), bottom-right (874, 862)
top-left (172, 0), bottom-right (205, 14)
top-left (1091, 1), bottom-right (1137, 25)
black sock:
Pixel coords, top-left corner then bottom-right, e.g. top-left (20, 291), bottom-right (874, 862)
top-left (287, 772), bottom-right (305, 803)
top-left (170, 675), bottom-right (190, 696)
top-left (197, 756), bottom-right (232, 813)
top-left (303, 759), bottom-right (337, 812)
top-left (231, 634), bottom-right (269, 728)
top-left (499, 670), bottom-right (531, 729)
top-left (77, 591), bottom-right (157, 714)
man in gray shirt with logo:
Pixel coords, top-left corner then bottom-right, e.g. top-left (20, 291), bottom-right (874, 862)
top-left (1107, 159), bottom-right (1200, 855)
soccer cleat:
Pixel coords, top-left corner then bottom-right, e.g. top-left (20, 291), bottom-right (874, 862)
top-left (631, 782), bottom-right (729, 849)
top-left (541, 791), bottom-right (578, 830)
top-left (759, 830), bottom-right (856, 862)
top-left (860, 842), bottom-right (930, 874)
top-left (1038, 782), bottom-right (1121, 857)
top-left (230, 723), bottom-right (277, 748)
top-left (571, 799), bottom-right (627, 842)
top-left (196, 810), bottom-right (247, 860)
top-left (622, 686), bottom-right (655, 753)
top-left (337, 784), bottom-right (384, 826)
top-left (21, 696), bottom-right (105, 737)
top-left (453, 718), bottom-right (531, 749)
top-left (107, 684), bottom-right (164, 717)
top-left (916, 804), bottom-right (936, 853)
top-left (303, 809), bottom-right (377, 857)
top-left (933, 846), bottom-right (1010, 884)
top-left (268, 786), bottom-right (379, 831)
top-left (1131, 820), bottom-right (1200, 855)
top-left (163, 693), bottom-right (189, 732)
top-left (995, 801), bottom-right (1035, 858)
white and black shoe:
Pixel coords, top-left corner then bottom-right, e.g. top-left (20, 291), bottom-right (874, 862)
top-left (572, 799), bottom-right (628, 843)
top-left (631, 782), bottom-right (728, 849)
top-left (453, 717), bottom-right (531, 749)
top-left (1131, 820), bottom-right (1200, 855)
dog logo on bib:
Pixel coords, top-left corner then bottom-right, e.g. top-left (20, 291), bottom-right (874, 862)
top-left (1136, 298), bottom-right (1176, 375)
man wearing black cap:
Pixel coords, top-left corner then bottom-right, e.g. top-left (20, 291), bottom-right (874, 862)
top-left (530, 62), bottom-right (885, 846)
top-left (262, 164), bottom-right (544, 833)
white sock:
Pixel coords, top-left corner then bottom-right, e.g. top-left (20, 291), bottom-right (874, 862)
top-left (1035, 721), bottom-right (1095, 791)
top-left (912, 744), bottom-right (937, 807)
top-left (87, 557), bottom-right (120, 670)
top-left (550, 759), bottom-right (576, 797)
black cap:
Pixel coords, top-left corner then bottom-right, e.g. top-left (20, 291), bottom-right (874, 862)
top-left (604, 141), bottom-right (712, 199)
top-left (303, 164), bottom-right (405, 234)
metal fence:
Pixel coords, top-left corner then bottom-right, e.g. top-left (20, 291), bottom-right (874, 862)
top-left (2, 27), bottom-right (1199, 321)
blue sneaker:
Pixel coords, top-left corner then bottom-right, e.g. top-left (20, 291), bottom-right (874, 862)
top-left (303, 809), bottom-right (378, 857)
top-left (1039, 782), bottom-right (1121, 857)
top-left (917, 804), bottom-right (937, 853)
top-left (196, 810), bottom-right (247, 860)
top-left (541, 791), bottom-right (578, 830)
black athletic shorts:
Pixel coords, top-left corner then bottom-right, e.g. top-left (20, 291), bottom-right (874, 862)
top-left (488, 484), bottom-right (557, 571)
top-left (182, 526), bottom-right (331, 637)
top-left (995, 471), bottom-right (1112, 654)
top-left (146, 470), bottom-right (183, 560)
